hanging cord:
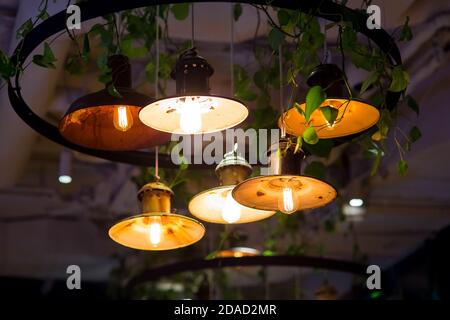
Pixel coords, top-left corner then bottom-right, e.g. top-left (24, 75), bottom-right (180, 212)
top-left (278, 45), bottom-right (286, 138)
top-left (154, 5), bottom-right (160, 181)
top-left (321, 19), bottom-right (330, 64)
top-left (230, 3), bottom-right (234, 97)
top-left (191, 3), bottom-right (195, 48)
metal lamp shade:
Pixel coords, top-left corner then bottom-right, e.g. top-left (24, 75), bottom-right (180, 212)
top-left (280, 64), bottom-right (380, 139)
top-left (232, 141), bottom-right (337, 212)
top-left (59, 55), bottom-right (169, 151)
top-left (109, 181), bottom-right (205, 251)
top-left (139, 49), bottom-right (248, 134)
top-left (189, 146), bottom-right (275, 224)
top-left (188, 185), bottom-right (275, 224)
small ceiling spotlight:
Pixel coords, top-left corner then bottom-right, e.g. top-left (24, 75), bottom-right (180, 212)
top-left (58, 149), bottom-right (72, 184)
top-left (349, 198), bottom-right (364, 207)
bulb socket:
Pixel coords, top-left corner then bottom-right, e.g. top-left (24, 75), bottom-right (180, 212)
top-left (268, 138), bottom-right (305, 176)
top-left (215, 147), bottom-right (252, 186)
top-left (171, 48), bottom-right (214, 95)
top-left (138, 181), bottom-right (174, 213)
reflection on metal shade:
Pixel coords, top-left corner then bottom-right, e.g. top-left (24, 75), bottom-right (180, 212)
top-left (232, 175), bottom-right (337, 212)
top-left (139, 95), bottom-right (248, 134)
top-left (59, 102), bottom-right (169, 151)
top-left (280, 98), bottom-right (380, 139)
top-left (188, 185), bottom-right (275, 224)
top-left (216, 247), bottom-right (261, 258)
top-left (108, 213), bottom-right (205, 251)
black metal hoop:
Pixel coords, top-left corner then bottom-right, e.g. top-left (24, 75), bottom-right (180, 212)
top-left (125, 255), bottom-right (370, 290)
top-left (7, 0), bottom-right (402, 167)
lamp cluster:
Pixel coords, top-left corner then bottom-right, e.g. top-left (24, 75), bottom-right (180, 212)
top-left (58, 49), bottom-right (379, 251)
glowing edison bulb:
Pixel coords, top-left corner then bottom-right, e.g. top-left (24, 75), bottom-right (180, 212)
top-left (179, 97), bottom-right (202, 134)
top-left (278, 187), bottom-right (299, 214)
top-left (221, 191), bottom-right (241, 223)
top-left (113, 105), bottom-right (133, 131)
top-left (149, 222), bottom-right (162, 246)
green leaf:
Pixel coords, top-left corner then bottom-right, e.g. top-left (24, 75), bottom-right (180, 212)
top-left (233, 3), bottom-right (242, 21)
top-left (82, 34), bottom-right (90, 61)
top-left (370, 150), bottom-right (382, 176)
top-left (294, 136), bottom-right (302, 154)
top-left (400, 16), bottom-right (413, 42)
top-left (304, 161), bottom-right (326, 180)
top-left (262, 250), bottom-right (275, 256)
top-left (320, 106), bottom-right (338, 126)
top-left (120, 38), bottom-right (148, 58)
top-left (0, 50), bottom-right (15, 79)
top-left (234, 64), bottom-right (257, 101)
top-left (205, 251), bottom-right (217, 260)
top-left (171, 3), bottom-right (190, 20)
top-left (409, 126), bottom-right (422, 143)
top-left (305, 86), bottom-right (326, 122)
top-left (32, 43), bottom-right (57, 68)
top-left (405, 95), bottom-right (419, 115)
top-left (360, 72), bottom-right (379, 95)
top-left (389, 65), bottom-right (410, 92)
top-left (277, 10), bottom-right (290, 26)
top-left (303, 126), bottom-right (319, 145)
top-left (107, 84), bottom-right (122, 98)
top-left (16, 19), bottom-right (33, 39)
top-left (397, 160), bottom-right (408, 176)
top-left (268, 28), bottom-right (284, 52)
top-left (294, 102), bottom-right (305, 116)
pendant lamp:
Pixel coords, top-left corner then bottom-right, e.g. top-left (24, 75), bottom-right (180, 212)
top-left (139, 48), bottom-right (248, 134)
top-left (216, 247), bottom-right (260, 258)
top-left (188, 146), bottom-right (275, 224)
top-left (109, 181), bottom-right (205, 251)
top-left (232, 139), bottom-right (337, 214)
top-left (59, 55), bottom-right (169, 151)
top-left (280, 64), bottom-right (380, 139)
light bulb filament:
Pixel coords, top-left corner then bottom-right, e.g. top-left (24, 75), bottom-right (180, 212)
top-left (113, 105), bottom-right (133, 131)
top-left (149, 222), bottom-right (162, 246)
top-left (282, 187), bottom-right (295, 213)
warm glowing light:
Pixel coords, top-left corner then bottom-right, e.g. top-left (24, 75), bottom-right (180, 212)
top-left (278, 187), bottom-right (299, 214)
top-left (179, 97), bottom-right (203, 134)
top-left (58, 175), bottom-right (72, 184)
top-left (349, 198), bottom-right (364, 207)
top-left (113, 105), bottom-right (133, 131)
top-left (149, 222), bottom-right (162, 246)
top-left (221, 191), bottom-right (242, 223)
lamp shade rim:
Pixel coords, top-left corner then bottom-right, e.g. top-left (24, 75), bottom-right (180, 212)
top-left (139, 94), bottom-right (249, 134)
top-left (232, 175), bottom-right (337, 212)
top-left (189, 185), bottom-right (276, 224)
top-left (108, 212), bottom-right (205, 251)
top-left (280, 98), bottom-right (380, 139)
top-left (65, 87), bottom-right (153, 115)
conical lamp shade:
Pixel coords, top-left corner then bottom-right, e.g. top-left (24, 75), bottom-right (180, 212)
top-left (139, 48), bottom-right (248, 134)
top-left (189, 146), bottom-right (275, 224)
top-left (280, 64), bottom-right (380, 139)
top-left (232, 140), bottom-right (336, 213)
top-left (59, 55), bottom-right (169, 151)
top-left (109, 181), bottom-right (205, 251)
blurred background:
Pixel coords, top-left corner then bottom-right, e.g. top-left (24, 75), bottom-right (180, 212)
top-left (0, 0), bottom-right (450, 300)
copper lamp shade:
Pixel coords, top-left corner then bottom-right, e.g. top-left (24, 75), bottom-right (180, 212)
top-left (232, 140), bottom-right (337, 213)
top-left (188, 146), bottom-right (275, 224)
top-left (139, 48), bottom-right (248, 134)
top-left (216, 247), bottom-right (261, 258)
top-left (109, 181), bottom-right (205, 251)
top-left (280, 64), bottom-right (380, 139)
top-left (59, 55), bottom-right (169, 151)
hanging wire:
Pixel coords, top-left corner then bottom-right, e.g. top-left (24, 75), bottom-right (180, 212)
top-left (191, 3), bottom-right (195, 48)
top-left (230, 3), bottom-right (234, 97)
top-left (154, 5), bottom-right (160, 180)
top-left (321, 19), bottom-right (330, 64)
top-left (278, 44), bottom-right (286, 138)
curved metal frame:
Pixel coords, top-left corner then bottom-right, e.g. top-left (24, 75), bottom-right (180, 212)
top-left (126, 254), bottom-right (370, 289)
top-left (7, 0), bottom-right (402, 167)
